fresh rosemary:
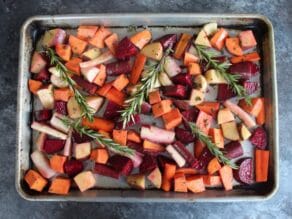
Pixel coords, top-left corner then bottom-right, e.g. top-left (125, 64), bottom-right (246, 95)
top-left (188, 121), bottom-right (238, 169)
top-left (195, 45), bottom-right (251, 104)
top-left (120, 47), bottom-right (172, 128)
top-left (45, 48), bottom-right (94, 121)
top-left (62, 117), bottom-right (136, 157)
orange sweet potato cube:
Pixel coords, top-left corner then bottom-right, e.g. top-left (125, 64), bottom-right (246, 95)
top-left (112, 74), bottom-right (129, 91)
top-left (209, 128), bottom-right (224, 148)
top-left (24, 169), bottom-right (48, 192)
top-left (113, 129), bottom-right (128, 145)
top-left (50, 155), bottom-right (67, 173)
top-left (174, 173), bottom-right (188, 193)
top-left (49, 177), bottom-right (71, 195)
top-left (152, 99), bottom-right (172, 117)
top-left (162, 108), bottom-right (182, 130)
top-left (148, 90), bottom-right (161, 105)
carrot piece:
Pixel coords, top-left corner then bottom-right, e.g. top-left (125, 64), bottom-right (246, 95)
top-left (256, 99), bottom-right (265, 125)
top-left (173, 33), bottom-right (192, 59)
top-left (174, 173), bottom-right (188, 192)
top-left (176, 168), bottom-right (198, 175)
top-left (196, 102), bottom-right (220, 118)
top-left (95, 148), bottom-right (109, 164)
top-left (152, 99), bottom-right (172, 117)
top-left (49, 155), bottom-right (67, 173)
top-left (209, 128), bottom-right (224, 148)
top-left (68, 35), bottom-right (88, 54)
top-left (65, 57), bottom-right (82, 75)
top-left (130, 29), bottom-right (152, 49)
top-left (194, 140), bottom-right (205, 158)
top-left (104, 33), bottom-right (118, 55)
top-left (48, 177), bottom-right (71, 195)
top-left (113, 129), bottom-right (128, 145)
top-left (162, 163), bottom-right (176, 192)
top-left (186, 176), bottom-right (205, 193)
top-left (53, 88), bottom-right (74, 102)
top-left (93, 64), bottom-right (107, 86)
top-left (230, 52), bottom-right (261, 64)
top-left (77, 25), bottom-right (98, 41)
top-left (255, 149), bottom-right (269, 182)
top-left (24, 169), bottom-right (48, 192)
top-left (196, 111), bottom-right (213, 134)
top-left (225, 37), bottom-right (243, 56)
top-left (89, 26), bottom-right (112, 48)
top-left (82, 117), bottom-right (114, 132)
top-left (28, 79), bottom-right (42, 95)
top-left (210, 28), bottom-right (228, 51)
top-left (96, 82), bottom-right (112, 97)
top-left (90, 149), bottom-right (98, 161)
top-left (112, 74), bottom-right (129, 91)
top-left (105, 87), bottom-right (125, 106)
top-left (148, 90), bottom-right (161, 104)
top-left (130, 53), bottom-right (147, 85)
top-left (184, 52), bottom-right (199, 66)
top-left (162, 108), bottom-right (182, 130)
top-left (143, 140), bottom-right (165, 152)
top-left (239, 98), bottom-right (264, 117)
top-left (188, 62), bottom-right (201, 75)
top-left (127, 130), bottom-right (141, 143)
top-left (202, 175), bottom-right (222, 187)
top-left (219, 165), bottom-right (233, 191)
top-left (55, 44), bottom-right (72, 61)
top-left (207, 158), bottom-right (222, 175)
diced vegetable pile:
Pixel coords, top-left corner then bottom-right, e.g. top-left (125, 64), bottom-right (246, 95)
top-left (25, 22), bottom-right (269, 195)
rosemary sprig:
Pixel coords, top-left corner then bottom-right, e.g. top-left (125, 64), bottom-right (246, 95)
top-left (62, 117), bottom-right (136, 156)
top-left (188, 121), bottom-right (238, 169)
top-left (45, 48), bottom-right (94, 121)
top-left (120, 47), bottom-right (172, 128)
top-left (195, 45), bottom-right (251, 104)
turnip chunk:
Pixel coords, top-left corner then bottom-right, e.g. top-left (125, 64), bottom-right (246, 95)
top-left (166, 145), bottom-right (186, 167)
top-left (140, 126), bottom-right (175, 144)
top-left (36, 132), bottom-right (47, 151)
top-left (125, 151), bottom-right (143, 168)
top-left (31, 122), bottom-right (67, 140)
top-left (62, 129), bottom-right (72, 157)
top-left (31, 150), bottom-right (57, 179)
top-left (50, 113), bottom-right (70, 133)
top-left (79, 50), bottom-right (114, 69)
top-left (223, 100), bottom-right (256, 129)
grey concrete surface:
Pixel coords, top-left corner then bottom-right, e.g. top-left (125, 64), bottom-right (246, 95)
top-left (0, 0), bottom-right (291, 218)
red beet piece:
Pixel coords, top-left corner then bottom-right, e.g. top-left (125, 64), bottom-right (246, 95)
top-left (71, 75), bottom-right (98, 95)
top-left (192, 147), bottom-right (214, 170)
top-left (103, 101), bottom-right (123, 120)
top-left (229, 61), bottom-right (259, 80)
top-left (217, 84), bottom-right (236, 101)
top-left (34, 109), bottom-right (52, 122)
top-left (140, 153), bottom-right (157, 174)
top-left (141, 102), bottom-right (152, 114)
top-left (155, 34), bottom-right (177, 50)
top-left (54, 101), bottom-right (67, 115)
top-left (171, 73), bottom-right (193, 86)
top-left (242, 81), bottom-right (258, 95)
top-left (172, 141), bottom-right (196, 167)
top-left (108, 155), bottom-right (133, 176)
top-left (127, 141), bottom-right (143, 153)
top-left (43, 139), bottom-right (65, 154)
top-left (162, 85), bottom-right (187, 99)
top-left (181, 107), bottom-right (199, 129)
top-left (173, 99), bottom-right (190, 111)
top-left (250, 127), bottom-right (267, 149)
top-left (106, 60), bottom-right (132, 75)
top-left (94, 163), bottom-right (120, 179)
top-left (157, 155), bottom-right (176, 171)
top-left (233, 158), bottom-right (254, 184)
top-left (175, 127), bottom-right (195, 144)
top-left (224, 141), bottom-right (244, 159)
top-left (64, 159), bottom-right (83, 177)
top-left (33, 68), bottom-right (50, 82)
top-left (72, 131), bottom-right (93, 143)
top-left (115, 37), bottom-right (139, 60)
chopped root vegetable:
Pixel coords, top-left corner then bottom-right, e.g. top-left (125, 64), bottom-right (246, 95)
top-left (230, 52), bottom-right (261, 64)
top-left (89, 26), bottom-right (111, 48)
top-left (69, 35), bottom-right (88, 54)
top-left (223, 100), bottom-right (256, 129)
top-left (28, 79), bottom-right (42, 95)
top-left (140, 126), bottom-right (175, 144)
top-left (143, 140), bottom-right (165, 153)
top-left (239, 98), bottom-right (264, 117)
top-left (77, 25), bottom-right (98, 41)
top-left (219, 165), bottom-right (233, 191)
top-left (210, 28), bottom-right (228, 51)
top-left (174, 33), bottom-right (192, 59)
top-left (207, 157), bottom-right (221, 174)
top-left (55, 44), bottom-right (71, 61)
top-left (203, 175), bottom-right (222, 187)
top-left (112, 74), bottom-right (129, 91)
top-left (255, 149), bottom-right (269, 182)
top-left (82, 117), bottom-right (114, 132)
top-left (174, 173), bottom-right (188, 192)
top-left (113, 129), bottom-right (128, 145)
top-left (50, 155), bottom-right (67, 173)
top-left (130, 29), bottom-right (152, 49)
top-left (152, 99), bottom-right (173, 118)
top-left (225, 37), bottom-right (243, 56)
top-left (104, 33), bottom-right (118, 55)
top-left (188, 62), bottom-right (202, 75)
top-left (74, 171), bottom-right (96, 192)
top-left (186, 176), bottom-right (205, 193)
top-left (162, 108), bottom-right (182, 130)
top-left (49, 177), bottom-right (71, 195)
top-left (31, 150), bottom-right (57, 179)
top-left (161, 163), bottom-right (176, 192)
top-left (184, 52), bottom-right (199, 66)
top-left (24, 170), bottom-right (48, 192)
top-left (130, 53), bottom-right (147, 84)
top-left (65, 57), bottom-right (82, 75)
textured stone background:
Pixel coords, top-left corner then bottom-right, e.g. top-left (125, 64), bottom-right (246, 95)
top-left (0, 0), bottom-right (291, 218)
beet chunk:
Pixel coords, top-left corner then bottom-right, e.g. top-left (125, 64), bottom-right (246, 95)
top-left (72, 131), bottom-right (93, 143)
top-left (250, 127), bottom-right (267, 149)
top-left (71, 75), bottom-right (97, 95)
top-left (162, 85), bottom-right (187, 99)
top-left (175, 127), bottom-right (195, 144)
top-left (43, 139), bottom-right (65, 154)
top-left (233, 158), bottom-right (254, 184)
top-left (34, 68), bottom-right (51, 82)
top-left (224, 141), bottom-right (244, 159)
top-left (217, 84), bottom-right (236, 101)
top-left (116, 37), bottom-right (139, 60)
top-left (140, 154), bottom-right (157, 174)
top-left (54, 101), bottom-right (67, 115)
top-left (171, 73), bottom-right (192, 86)
top-left (94, 163), bottom-right (120, 179)
top-left (108, 155), bottom-right (133, 176)
top-left (155, 34), bottom-right (177, 50)
top-left (103, 101), bottom-right (123, 121)
top-left (106, 60), bottom-right (132, 75)
top-left (229, 61), bottom-right (259, 80)
top-left (64, 159), bottom-right (83, 177)
top-left (34, 109), bottom-right (52, 122)
top-left (192, 147), bottom-right (214, 170)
